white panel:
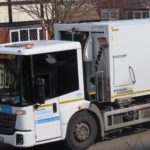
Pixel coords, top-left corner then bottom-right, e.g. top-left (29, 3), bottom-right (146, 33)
top-left (12, 5), bottom-right (38, 22)
top-left (0, 6), bottom-right (9, 23)
top-left (113, 55), bottom-right (131, 87)
top-left (111, 21), bottom-right (150, 99)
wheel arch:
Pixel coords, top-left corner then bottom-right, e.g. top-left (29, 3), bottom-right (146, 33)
top-left (88, 103), bottom-right (105, 138)
top-left (60, 101), bottom-right (91, 140)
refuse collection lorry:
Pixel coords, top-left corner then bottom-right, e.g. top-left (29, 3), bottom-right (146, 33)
top-left (0, 19), bottom-right (150, 150)
top-left (54, 19), bottom-right (150, 146)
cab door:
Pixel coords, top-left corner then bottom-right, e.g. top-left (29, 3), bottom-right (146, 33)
top-left (34, 98), bottom-right (61, 142)
top-left (32, 53), bottom-right (61, 142)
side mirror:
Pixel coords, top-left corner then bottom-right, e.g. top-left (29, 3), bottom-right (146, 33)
top-left (35, 78), bottom-right (45, 104)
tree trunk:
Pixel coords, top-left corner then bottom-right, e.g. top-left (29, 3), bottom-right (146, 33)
top-left (41, 17), bottom-right (47, 40)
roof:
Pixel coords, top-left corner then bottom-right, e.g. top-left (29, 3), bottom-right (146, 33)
top-left (99, 18), bottom-right (150, 27)
top-left (0, 40), bottom-right (81, 55)
top-left (55, 19), bottom-right (150, 32)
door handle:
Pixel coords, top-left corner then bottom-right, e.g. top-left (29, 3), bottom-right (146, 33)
top-left (53, 103), bottom-right (57, 113)
top-left (129, 66), bottom-right (136, 84)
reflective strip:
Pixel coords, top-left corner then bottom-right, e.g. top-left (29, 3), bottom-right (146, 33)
top-left (37, 98), bottom-right (85, 108)
top-left (112, 89), bottom-right (150, 99)
top-left (38, 104), bottom-right (53, 108)
top-left (112, 29), bottom-right (119, 32)
top-left (89, 91), bottom-right (96, 95)
top-left (60, 98), bottom-right (85, 104)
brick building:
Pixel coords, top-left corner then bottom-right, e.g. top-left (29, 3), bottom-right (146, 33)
top-left (94, 0), bottom-right (127, 20)
top-left (126, 0), bottom-right (150, 19)
top-left (96, 0), bottom-right (150, 21)
top-left (0, 0), bottom-right (150, 44)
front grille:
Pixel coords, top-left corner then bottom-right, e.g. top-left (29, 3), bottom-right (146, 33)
top-left (0, 111), bottom-right (16, 135)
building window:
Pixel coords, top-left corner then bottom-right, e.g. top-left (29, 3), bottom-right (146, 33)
top-left (127, 12), bottom-right (133, 19)
top-left (101, 9), bottom-right (120, 21)
top-left (10, 28), bottom-right (48, 42)
top-left (134, 11), bottom-right (142, 19)
top-left (127, 11), bottom-right (150, 19)
top-left (20, 30), bottom-right (28, 41)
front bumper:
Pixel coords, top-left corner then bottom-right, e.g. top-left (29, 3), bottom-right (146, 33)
top-left (0, 131), bottom-right (35, 147)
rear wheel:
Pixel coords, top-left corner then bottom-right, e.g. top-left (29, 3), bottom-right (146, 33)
top-left (65, 112), bottom-right (97, 150)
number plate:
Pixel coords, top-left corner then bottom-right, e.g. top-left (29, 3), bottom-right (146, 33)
top-left (0, 136), bottom-right (4, 143)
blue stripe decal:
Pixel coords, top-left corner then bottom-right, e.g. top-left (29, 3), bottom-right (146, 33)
top-left (36, 116), bottom-right (60, 124)
top-left (1, 105), bottom-right (12, 113)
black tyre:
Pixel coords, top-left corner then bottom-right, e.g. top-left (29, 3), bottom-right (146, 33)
top-left (65, 112), bottom-right (97, 150)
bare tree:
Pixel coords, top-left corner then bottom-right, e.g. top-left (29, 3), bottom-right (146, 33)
top-left (13, 0), bottom-right (98, 39)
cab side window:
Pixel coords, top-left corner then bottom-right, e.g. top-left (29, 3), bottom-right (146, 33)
top-left (32, 50), bottom-right (79, 100)
top-left (57, 50), bottom-right (79, 95)
top-left (33, 53), bottom-right (58, 99)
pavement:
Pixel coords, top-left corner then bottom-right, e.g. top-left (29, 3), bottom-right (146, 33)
top-left (1, 125), bottom-right (150, 150)
top-left (88, 126), bottom-right (150, 150)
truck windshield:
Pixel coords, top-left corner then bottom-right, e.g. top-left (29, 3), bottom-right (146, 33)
top-left (0, 54), bottom-right (26, 106)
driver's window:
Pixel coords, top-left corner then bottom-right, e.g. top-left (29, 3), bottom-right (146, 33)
top-left (32, 50), bottom-right (79, 100)
top-left (33, 53), bottom-right (58, 99)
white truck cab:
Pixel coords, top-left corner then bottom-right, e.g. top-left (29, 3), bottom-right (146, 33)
top-left (0, 41), bottom-right (92, 149)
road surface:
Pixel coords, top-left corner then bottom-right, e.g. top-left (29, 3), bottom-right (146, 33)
top-left (1, 125), bottom-right (150, 150)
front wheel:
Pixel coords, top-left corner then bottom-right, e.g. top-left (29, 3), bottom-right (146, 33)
top-left (65, 111), bottom-right (97, 150)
